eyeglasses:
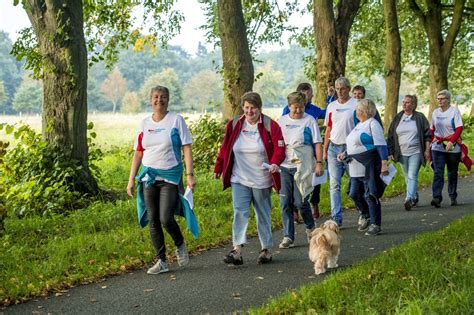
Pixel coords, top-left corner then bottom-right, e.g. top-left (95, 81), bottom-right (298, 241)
top-left (437, 97), bottom-right (446, 100)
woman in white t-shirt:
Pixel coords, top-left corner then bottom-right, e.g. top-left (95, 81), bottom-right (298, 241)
top-left (339, 99), bottom-right (389, 236)
top-left (127, 86), bottom-right (195, 275)
top-left (214, 92), bottom-right (285, 266)
top-left (387, 95), bottom-right (431, 211)
top-left (278, 91), bottom-right (323, 249)
top-left (430, 89), bottom-right (464, 208)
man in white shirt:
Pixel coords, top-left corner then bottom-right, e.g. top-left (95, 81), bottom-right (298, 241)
top-left (323, 77), bottom-right (358, 227)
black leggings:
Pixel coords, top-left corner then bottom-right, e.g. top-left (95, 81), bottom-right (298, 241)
top-left (144, 181), bottom-right (184, 261)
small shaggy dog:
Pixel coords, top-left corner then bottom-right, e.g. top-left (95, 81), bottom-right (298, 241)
top-left (308, 219), bottom-right (341, 275)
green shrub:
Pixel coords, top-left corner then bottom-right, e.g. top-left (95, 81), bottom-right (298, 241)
top-left (188, 114), bottom-right (225, 171)
top-left (0, 123), bottom-right (102, 217)
top-left (462, 114), bottom-right (474, 133)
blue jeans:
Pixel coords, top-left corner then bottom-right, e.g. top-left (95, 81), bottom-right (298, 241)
top-left (280, 167), bottom-right (315, 241)
top-left (348, 177), bottom-right (369, 219)
top-left (363, 182), bottom-right (382, 226)
top-left (231, 182), bottom-right (273, 249)
top-left (327, 142), bottom-right (347, 225)
top-left (399, 153), bottom-right (422, 201)
top-left (431, 150), bottom-right (461, 202)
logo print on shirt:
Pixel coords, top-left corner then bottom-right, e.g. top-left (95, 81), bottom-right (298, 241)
top-left (148, 128), bottom-right (166, 133)
top-left (285, 124), bottom-right (299, 129)
top-left (242, 129), bottom-right (257, 136)
top-left (335, 108), bottom-right (350, 112)
top-left (436, 117), bottom-right (447, 120)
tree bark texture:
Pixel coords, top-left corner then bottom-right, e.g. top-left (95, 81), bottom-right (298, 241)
top-left (217, 0), bottom-right (254, 120)
top-left (383, 0), bottom-right (401, 129)
top-left (313, 0), bottom-right (360, 108)
top-left (408, 0), bottom-right (466, 118)
top-left (25, 0), bottom-right (98, 193)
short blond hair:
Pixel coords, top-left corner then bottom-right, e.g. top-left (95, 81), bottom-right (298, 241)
top-left (287, 91), bottom-right (306, 106)
top-left (357, 99), bottom-right (377, 118)
top-left (437, 89), bottom-right (451, 103)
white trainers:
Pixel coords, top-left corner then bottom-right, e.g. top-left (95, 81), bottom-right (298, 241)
top-left (147, 259), bottom-right (169, 274)
top-left (279, 237), bottom-right (295, 249)
top-left (306, 228), bottom-right (314, 244)
top-left (176, 242), bottom-right (189, 266)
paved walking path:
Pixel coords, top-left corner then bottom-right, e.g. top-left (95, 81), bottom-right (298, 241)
top-left (5, 174), bottom-right (473, 314)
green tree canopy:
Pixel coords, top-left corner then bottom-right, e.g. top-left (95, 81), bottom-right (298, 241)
top-left (12, 77), bottom-right (42, 114)
top-left (183, 69), bottom-right (223, 112)
top-left (139, 68), bottom-right (183, 110)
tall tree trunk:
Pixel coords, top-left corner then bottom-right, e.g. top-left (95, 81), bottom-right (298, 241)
top-left (25, 0), bottom-right (98, 194)
top-left (408, 0), bottom-right (466, 118)
top-left (383, 0), bottom-right (401, 129)
top-left (334, 0), bottom-right (361, 78)
top-left (313, 0), bottom-right (360, 108)
top-left (313, 0), bottom-right (336, 109)
top-left (217, 0), bottom-right (254, 120)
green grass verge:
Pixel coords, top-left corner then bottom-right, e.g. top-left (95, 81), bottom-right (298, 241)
top-left (1, 133), bottom-right (472, 305)
top-left (251, 214), bottom-right (474, 314)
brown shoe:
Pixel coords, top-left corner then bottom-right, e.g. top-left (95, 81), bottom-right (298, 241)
top-left (311, 203), bottom-right (320, 219)
top-left (293, 211), bottom-right (302, 224)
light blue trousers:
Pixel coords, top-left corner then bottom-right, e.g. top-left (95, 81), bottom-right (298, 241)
top-left (231, 182), bottom-right (273, 250)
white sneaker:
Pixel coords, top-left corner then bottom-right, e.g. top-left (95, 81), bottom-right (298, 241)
top-left (306, 228), bottom-right (314, 244)
top-left (279, 237), bottom-right (295, 249)
top-left (176, 242), bottom-right (189, 266)
top-left (147, 259), bottom-right (169, 274)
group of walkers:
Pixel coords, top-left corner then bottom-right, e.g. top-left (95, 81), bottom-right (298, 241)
top-left (127, 78), bottom-right (468, 274)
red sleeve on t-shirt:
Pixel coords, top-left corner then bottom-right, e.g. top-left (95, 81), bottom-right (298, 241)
top-left (328, 112), bottom-right (333, 128)
top-left (136, 132), bottom-right (144, 151)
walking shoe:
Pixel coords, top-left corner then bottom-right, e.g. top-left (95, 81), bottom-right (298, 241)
top-left (257, 249), bottom-right (272, 264)
top-left (278, 237), bottom-right (295, 249)
top-left (357, 217), bottom-right (370, 231)
top-left (306, 228), bottom-right (315, 243)
top-left (176, 242), bottom-right (189, 266)
top-left (365, 224), bottom-right (381, 236)
top-left (358, 215), bottom-right (364, 226)
top-left (413, 195), bottom-right (419, 207)
top-left (311, 203), bottom-right (320, 219)
top-left (147, 259), bottom-right (169, 274)
top-left (223, 250), bottom-right (243, 265)
top-left (430, 198), bottom-right (441, 208)
top-left (404, 199), bottom-right (413, 211)
top-left (450, 198), bottom-right (457, 206)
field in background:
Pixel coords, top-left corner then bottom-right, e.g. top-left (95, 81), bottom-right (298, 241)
top-left (0, 108), bottom-right (284, 148)
top-left (0, 104), bottom-right (470, 147)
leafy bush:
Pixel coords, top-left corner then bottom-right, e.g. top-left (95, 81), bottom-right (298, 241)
top-left (462, 114), bottom-right (474, 133)
top-left (188, 114), bottom-right (225, 171)
top-left (0, 123), bottom-right (102, 217)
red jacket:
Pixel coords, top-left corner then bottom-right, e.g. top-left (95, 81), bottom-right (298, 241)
top-left (214, 114), bottom-right (286, 192)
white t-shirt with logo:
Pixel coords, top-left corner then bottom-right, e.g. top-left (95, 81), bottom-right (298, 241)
top-left (231, 120), bottom-right (272, 189)
top-left (134, 112), bottom-right (193, 170)
top-left (431, 106), bottom-right (463, 153)
top-left (324, 97), bottom-right (358, 145)
top-left (396, 114), bottom-right (420, 156)
top-left (278, 113), bottom-right (322, 168)
top-left (347, 118), bottom-right (386, 154)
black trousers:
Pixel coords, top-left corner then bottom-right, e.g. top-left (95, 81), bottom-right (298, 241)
top-left (144, 181), bottom-right (184, 261)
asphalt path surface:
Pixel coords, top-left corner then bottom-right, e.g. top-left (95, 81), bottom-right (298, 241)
top-left (4, 174), bottom-right (473, 314)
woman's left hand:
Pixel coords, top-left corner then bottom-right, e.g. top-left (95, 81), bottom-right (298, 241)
top-left (187, 174), bottom-right (196, 191)
top-left (381, 160), bottom-right (389, 176)
top-left (269, 164), bottom-right (280, 173)
top-left (445, 142), bottom-right (454, 151)
top-left (315, 163), bottom-right (323, 177)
